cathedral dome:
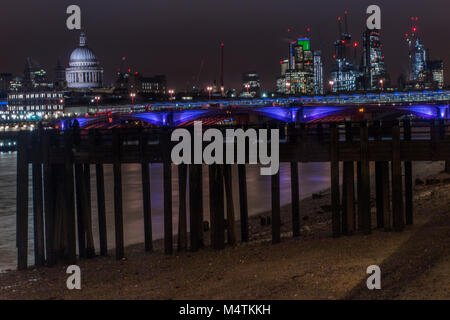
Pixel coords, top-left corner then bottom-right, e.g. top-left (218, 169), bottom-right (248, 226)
top-left (69, 32), bottom-right (100, 67)
top-left (66, 31), bottom-right (104, 89)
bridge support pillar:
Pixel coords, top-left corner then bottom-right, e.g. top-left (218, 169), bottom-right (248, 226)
top-left (296, 108), bottom-right (304, 123)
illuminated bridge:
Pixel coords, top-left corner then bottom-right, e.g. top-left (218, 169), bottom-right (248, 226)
top-left (68, 103), bottom-right (450, 129)
top-left (142, 90), bottom-right (450, 110)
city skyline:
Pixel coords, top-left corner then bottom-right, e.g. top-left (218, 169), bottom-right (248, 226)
top-left (1, 0), bottom-right (449, 91)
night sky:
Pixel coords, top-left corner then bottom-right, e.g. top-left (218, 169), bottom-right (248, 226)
top-left (1, 0), bottom-right (449, 91)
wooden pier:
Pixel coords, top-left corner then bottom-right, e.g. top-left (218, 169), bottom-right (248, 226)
top-left (15, 119), bottom-right (450, 270)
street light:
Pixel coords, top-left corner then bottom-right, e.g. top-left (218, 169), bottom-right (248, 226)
top-left (380, 79), bottom-right (384, 91)
top-left (168, 90), bottom-right (175, 100)
top-left (130, 93), bottom-right (136, 105)
top-left (245, 84), bottom-right (250, 93)
top-left (329, 81), bottom-right (334, 93)
top-left (95, 96), bottom-right (101, 106)
top-left (207, 86), bottom-right (213, 100)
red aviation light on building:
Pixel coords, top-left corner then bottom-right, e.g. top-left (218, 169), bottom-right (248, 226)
top-left (354, 42), bottom-right (359, 47)
top-left (412, 27), bottom-right (417, 33)
top-left (221, 42), bottom-right (224, 47)
top-left (306, 27), bottom-right (311, 32)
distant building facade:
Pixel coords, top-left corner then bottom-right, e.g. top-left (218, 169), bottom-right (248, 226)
top-left (277, 38), bottom-right (321, 95)
top-left (242, 72), bottom-right (261, 97)
top-left (362, 28), bottom-right (388, 90)
top-left (7, 91), bottom-right (65, 115)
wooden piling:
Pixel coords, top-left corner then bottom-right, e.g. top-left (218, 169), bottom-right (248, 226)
top-left (404, 119), bottom-right (413, 226)
top-left (112, 129), bottom-right (125, 259)
top-left (290, 162), bottom-right (300, 237)
top-left (94, 130), bottom-right (107, 256)
top-left (162, 130), bottom-right (173, 255)
top-left (16, 132), bottom-right (29, 270)
top-left (43, 131), bottom-right (56, 266)
top-left (74, 164), bottom-right (87, 258)
top-left (32, 131), bottom-right (45, 267)
top-left (330, 123), bottom-right (341, 237)
top-left (238, 164), bottom-right (249, 242)
top-left (360, 121), bottom-right (371, 234)
top-left (178, 164), bottom-right (188, 251)
top-left (189, 164), bottom-right (203, 251)
top-left (271, 170), bottom-right (281, 244)
top-left (342, 121), bottom-right (355, 235)
top-left (215, 165), bottom-right (225, 249)
top-left (391, 121), bottom-right (405, 232)
top-left (95, 163), bottom-right (107, 256)
top-left (83, 164), bottom-right (95, 258)
top-left (223, 165), bottom-right (237, 245)
top-left (63, 130), bottom-right (77, 264)
top-left (140, 131), bottom-right (153, 252)
top-left (374, 121), bottom-right (384, 229)
top-left (356, 162), bottom-right (362, 231)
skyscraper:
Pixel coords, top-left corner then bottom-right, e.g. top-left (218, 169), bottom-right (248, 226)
top-left (362, 28), bottom-right (387, 90)
top-left (313, 51), bottom-right (324, 95)
top-left (426, 60), bottom-right (444, 89)
top-left (330, 14), bottom-right (360, 93)
top-left (406, 18), bottom-right (444, 90)
top-left (278, 38), bottom-right (315, 95)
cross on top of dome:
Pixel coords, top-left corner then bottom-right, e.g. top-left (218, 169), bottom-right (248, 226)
top-left (80, 31), bottom-right (87, 47)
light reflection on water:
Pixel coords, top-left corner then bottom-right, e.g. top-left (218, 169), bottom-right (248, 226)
top-left (0, 153), bottom-right (331, 271)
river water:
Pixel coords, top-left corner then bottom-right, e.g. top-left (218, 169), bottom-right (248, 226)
top-left (0, 153), bottom-right (331, 272)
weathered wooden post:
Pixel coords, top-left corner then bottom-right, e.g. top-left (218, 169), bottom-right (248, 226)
top-left (238, 164), bottom-right (249, 242)
top-left (330, 122), bottom-right (341, 237)
top-left (83, 163), bottom-right (95, 258)
top-left (374, 121), bottom-right (391, 231)
top-left (94, 129), bottom-right (107, 256)
top-left (178, 164), bottom-right (188, 251)
top-left (404, 119), bottom-right (413, 225)
top-left (223, 164), bottom-right (237, 245)
top-left (140, 129), bottom-right (153, 252)
top-left (342, 121), bottom-right (355, 235)
top-left (16, 132), bottom-right (29, 270)
top-left (374, 120), bottom-right (384, 229)
top-left (63, 129), bottom-right (77, 264)
top-left (162, 128), bottom-right (173, 255)
top-left (112, 128), bottom-right (125, 259)
top-left (32, 129), bottom-right (45, 267)
top-left (289, 118), bottom-right (300, 238)
top-left (43, 130), bottom-right (56, 266)
top-left (210, 164), bottom-right (225, 250)
top-left (391, 120), bottom-right (405, 232)
top-left (360, 121), bottom-right (371, 234)
top-left (189, 164), bottom-right (203, 251)
top-left (74, 163), bottom-right (86, 258)
top-left (271, 169), bottom-right (281, 244)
